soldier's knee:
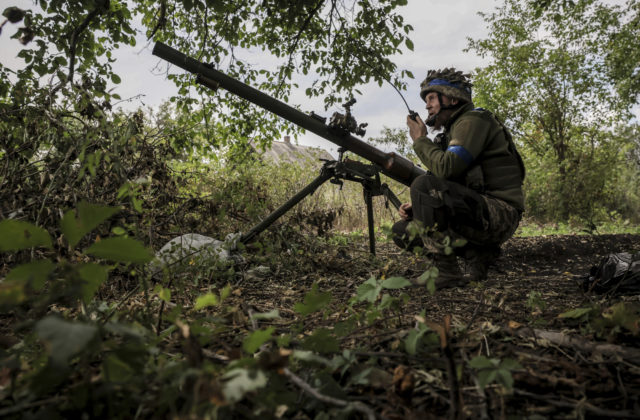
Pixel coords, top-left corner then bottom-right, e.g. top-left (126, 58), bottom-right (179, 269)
top-left (410, 174), bottom-right (441, 195)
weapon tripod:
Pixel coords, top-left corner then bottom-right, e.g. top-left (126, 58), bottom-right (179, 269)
top-left (239, 148), bottom-right (402, 255)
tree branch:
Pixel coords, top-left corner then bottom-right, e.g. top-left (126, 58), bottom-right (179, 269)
top-left (67, 1), bottom-right (109, 86)
top-left (282, 367), bottom-right (376, 420)
top-left (275, 0), bottom-right (325, 96)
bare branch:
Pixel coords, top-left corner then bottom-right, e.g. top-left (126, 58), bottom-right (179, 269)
top-left (282, 367), bottom-right (377, 420)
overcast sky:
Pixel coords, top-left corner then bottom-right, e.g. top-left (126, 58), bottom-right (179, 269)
top-left (0, 1), bottom-right (511, 156)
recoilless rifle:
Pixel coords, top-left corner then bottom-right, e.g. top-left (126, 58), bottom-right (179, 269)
top-left (152, 42), bottom-right (426, 254)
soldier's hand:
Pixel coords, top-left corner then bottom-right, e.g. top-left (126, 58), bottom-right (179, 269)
top-left (407, 114), bottom-right (427, 142)
top-left (399, 202), bottom-right (413, 220)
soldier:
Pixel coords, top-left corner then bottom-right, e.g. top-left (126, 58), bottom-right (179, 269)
top-left (393, 68), bottom-right (525, 289)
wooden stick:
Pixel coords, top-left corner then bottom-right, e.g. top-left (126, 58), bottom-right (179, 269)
top-left (514, 389), bottom-right (640, 419)
top-left (282, 368), bottom-right (377, 420)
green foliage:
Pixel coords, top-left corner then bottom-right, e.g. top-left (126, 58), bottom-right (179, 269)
top-left (0, 219), bottom-right (52, 251)
top-left (243, 327), bottom-right (275, 353)
top-left (558, 302), bottom-right (640, 338)
top-left (516, 218), bottom-right (640, 236)
top-left (86, 236), bottom-right (153, 263)
top-left (294, 283), bottom-right (332, 316)
top-left (76, 263), bottom-right (110, 304)
top-left (368, 126), bottom-right (417, 162)
top-left (558, 306), bottom-right (594, 320)
top-left (2, 1), bottom-right (640, 418)
top-left (194, 292), bottom-right (219, 310)
top-left (404, 322), bottom-right (434, 355)
top-left (416, 267), bottom-right (439, 294)
top-left (35, 316), bottom-right (98, 369)
top-left (469, 356), bottom-right (522, 391)
top-left (355, 275), bottom-right (412, 304)
top-left (2, 0), bottom-right (416, 153)
top-left (468, 0), bottom-right (640, 224)
top-left (61, 201), bottom-right (121, 248)
top-left (526, 290), bottom-right (547, 312)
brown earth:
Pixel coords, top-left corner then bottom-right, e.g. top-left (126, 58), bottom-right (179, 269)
top-left (233, 232), bottom-right (640, 419)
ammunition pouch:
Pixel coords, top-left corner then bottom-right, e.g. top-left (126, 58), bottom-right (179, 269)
top-left (411, 185), bottom-right (449, 232)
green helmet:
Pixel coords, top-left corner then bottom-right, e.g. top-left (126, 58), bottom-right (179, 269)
top-left (419, 68), bottom-right (473, 103)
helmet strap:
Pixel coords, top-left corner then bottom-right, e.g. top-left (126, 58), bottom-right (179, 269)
top-left (426, 93), bottom-right (456, 127)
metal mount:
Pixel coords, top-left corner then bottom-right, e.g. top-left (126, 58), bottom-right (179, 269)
top-left (240, 154), bottom-right (401, 255)
top-left (328, 98), bottom-right (368, 137)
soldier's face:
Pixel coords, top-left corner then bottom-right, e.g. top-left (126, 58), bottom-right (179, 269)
top-left (424, 92), bottom-right (459, 128)
top-left (425, 92), bottom-right (441, 117)
top-left (425, 92), bottom-right (457, 117)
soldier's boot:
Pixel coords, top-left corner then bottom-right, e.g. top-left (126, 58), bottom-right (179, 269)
top-left (432, 253), bottom-right (469, 290)
top-left (464, 245), bottom-right (501, 282)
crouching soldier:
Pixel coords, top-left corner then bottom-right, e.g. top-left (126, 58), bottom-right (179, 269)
top-left (393, 68), bottom-right (525, 289)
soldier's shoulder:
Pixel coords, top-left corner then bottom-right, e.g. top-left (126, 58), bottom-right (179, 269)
top-left (454, 108), bottom-right (493, 127)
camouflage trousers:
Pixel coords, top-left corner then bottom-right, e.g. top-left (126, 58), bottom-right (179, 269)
top-left (392, 174), bottom-right (521, 255)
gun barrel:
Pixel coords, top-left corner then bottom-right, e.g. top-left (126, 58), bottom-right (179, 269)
top-left (152, 41), bottom-right (425, 186)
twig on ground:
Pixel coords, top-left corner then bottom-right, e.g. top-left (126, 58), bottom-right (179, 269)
top-left (101, 284), bottom-right (140, 324)
top-left (514, 327), bottom-right (640, 363)
top-left (514, 389), bottom-right (640, 419)
top-left (0, 396), bottom-right (66, 417)
top-left (282, 367), bottom-right (377, 420)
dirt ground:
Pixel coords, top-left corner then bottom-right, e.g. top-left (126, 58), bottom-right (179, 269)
top-left (233, 233), bottom-right (640, 419)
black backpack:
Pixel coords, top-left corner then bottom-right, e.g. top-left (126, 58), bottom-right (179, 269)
top-left (582, 252), bottom-right (640, 295)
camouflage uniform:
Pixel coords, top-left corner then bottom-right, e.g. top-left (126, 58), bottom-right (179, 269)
top-left (392, 68), bottom-right (525, 284)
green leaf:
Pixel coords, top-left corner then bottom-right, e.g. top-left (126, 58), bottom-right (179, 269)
top-left (5, 259), bottom-right (56, 291)
top-left (404, 329), bottom-right (424, 355)
top-left (222, 368), bottom-right (268, 403)
top-left (558, 307), bottom-right (592, 319)
top-left (194, 292), bottom-right (219, 310)
top-left (111, 73), bottom-right (122, 84)
top-left (111, 226), bottom-right (126, 235)
top-left (219, 284), bottom-right (231, 301)
top-left (604, 302), bottom-right (640, 334)
top-left (452, 238), bottom-right (468, 248)
top-left (86, 237), bottom-right (153, 264)
top-left (478, 369), bottom-right (498, 389)
top-left (405, 38), bottom-right (414, 51)
top-left (496, 369), bottom-right (514, 390)
top-left (355, 277), bottom-right (382, 303)
top-left (294, 283), bottom-right (332, 316)
top-left (153, 285), bottom-right (171, 303)
top-left (243, 327), bottom-right (274, 353)
top-left (0, 219), bottom-right (52, 251)
top-left (103, 354), bottom-right (134, 383)
top-left (417, 267), bottom-right (439, 294)
top-left (35, 316), bottom-right (97, 368)
top-left (381, 276), bottom-right (411, 289)
top-left (61, 201), bottom-right (121, 248)
top-left (469, 355), bottom-right (499, 369)
top-left (404, 330), bottom-right (422, 356)
top-left (77, 263), bottom-right (109, 304)
top-left (302, 328), bottom-right (339, 354)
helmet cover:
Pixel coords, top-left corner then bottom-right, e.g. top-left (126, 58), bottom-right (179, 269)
top-left (420, 68), bottom-right (472, 103)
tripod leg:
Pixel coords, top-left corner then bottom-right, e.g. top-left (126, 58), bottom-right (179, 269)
top-left (381, 184), bottom-right (402, 210)
top-left (364, 189), bottom-right (375, 255)
top-left (240, 169), bottom-right (334, 244)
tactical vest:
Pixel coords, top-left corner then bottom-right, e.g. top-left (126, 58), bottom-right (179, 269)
top-left (447, 108), bottom-right (525, 211)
